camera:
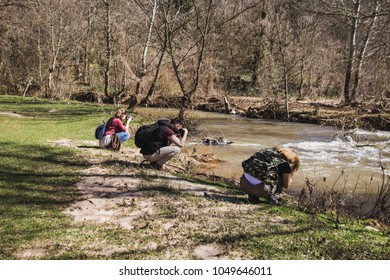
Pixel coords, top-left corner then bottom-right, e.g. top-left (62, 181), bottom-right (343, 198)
top-left (176, 128), bottom-right (185, 138)
top-left (122, 114), bottom-right (132, 123)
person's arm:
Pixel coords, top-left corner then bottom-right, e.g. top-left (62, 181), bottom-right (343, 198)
top-left (277, 162), bottom-right (292, 189)
top-left (114, 118), bottom-right (127, 132)
top-left (168, 128), bottom-right (188, 147)
top-left (281, 173), bottom-right (291, 188)
top-left (125, 116), bottom-right (132, 130)
top-left (275, 173), bottom-right (292, 193)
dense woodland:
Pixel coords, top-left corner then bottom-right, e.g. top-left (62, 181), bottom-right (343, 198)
top-left (1, 0), bottom-right (390, 117)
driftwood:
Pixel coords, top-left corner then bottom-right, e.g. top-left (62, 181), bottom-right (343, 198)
top-left (201, 137), bottom-right (233, 145)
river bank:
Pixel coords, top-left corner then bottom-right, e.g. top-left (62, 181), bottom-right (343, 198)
top-left (133, 105), bottom-right (390, 225)
top-left (146, 95), bottom-right (390, 131)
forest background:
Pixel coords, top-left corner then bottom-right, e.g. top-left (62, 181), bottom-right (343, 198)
top-left (1, 0), bottom-right (390, 122)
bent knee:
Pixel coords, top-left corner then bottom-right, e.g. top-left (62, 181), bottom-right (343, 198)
top-left (123, 132), bottom-right (130, 140)
top-left (172, 146), bottom-right (181, 155)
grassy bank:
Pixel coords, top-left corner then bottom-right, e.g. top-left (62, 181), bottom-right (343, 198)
top-left (0, 95), bottom-right (389, 260)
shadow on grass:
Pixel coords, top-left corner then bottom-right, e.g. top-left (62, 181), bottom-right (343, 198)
top-left (0, 141), bottom-right (92, 258)
top-left (0, 96), bottom-right (110, 120)
top-left (0, 142), bottom-right (91, 202)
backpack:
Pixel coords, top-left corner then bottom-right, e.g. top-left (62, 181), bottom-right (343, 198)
top-left (95, 121), bottom-right (106, 139)
top-left (109, 133), bottom-right (121, 151)
top-left (241, 148), bottom-right (287, 186)
top-left (134, 119), bottom-right (171, 154)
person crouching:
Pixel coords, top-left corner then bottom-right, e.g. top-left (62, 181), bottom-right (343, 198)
top-left (240, 146), bottom-right (300, 205)
top-left (141, 117), bottom-right (188, 170)
top-left (99, 108), bottom-right (132, 150)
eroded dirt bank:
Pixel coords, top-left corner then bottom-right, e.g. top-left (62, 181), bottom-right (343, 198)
top-left (146, 96), bottom-right (390, 131)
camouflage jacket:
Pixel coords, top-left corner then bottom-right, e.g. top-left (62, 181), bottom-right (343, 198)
top-left (241, 147), bottom-right (288, 186)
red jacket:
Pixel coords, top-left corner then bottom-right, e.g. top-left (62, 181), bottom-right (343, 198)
top-left (104, 117), bottom-right (127, 135)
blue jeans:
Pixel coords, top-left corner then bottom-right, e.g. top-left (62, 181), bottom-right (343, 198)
top-left (117, 132), bottom-right (130, 142)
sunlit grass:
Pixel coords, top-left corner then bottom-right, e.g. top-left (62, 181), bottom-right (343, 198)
top-left (0, 96), bottom-right (109, 258)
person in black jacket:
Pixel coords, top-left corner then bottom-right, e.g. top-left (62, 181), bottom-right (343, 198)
top-left (141, 118), bottom-right (188, 170)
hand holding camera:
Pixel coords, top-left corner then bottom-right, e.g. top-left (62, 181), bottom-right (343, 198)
top-left (121, 114), bottom-right (132, 124)
top-left (178, 127), bottom-right (189, 138)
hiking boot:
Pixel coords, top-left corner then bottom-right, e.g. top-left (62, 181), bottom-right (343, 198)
top-left (150, 161), bottom-right (162, 170)
top-left (267, 195), bottom-right (280, 206)
top-left (247, 195), bottom-right (261, 204)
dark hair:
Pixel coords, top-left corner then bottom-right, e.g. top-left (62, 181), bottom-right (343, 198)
top-left (170, 117), bottom-right (183, 125)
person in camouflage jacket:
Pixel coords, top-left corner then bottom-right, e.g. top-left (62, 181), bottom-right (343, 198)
top-left (240, 146), bottom-right (300, 205)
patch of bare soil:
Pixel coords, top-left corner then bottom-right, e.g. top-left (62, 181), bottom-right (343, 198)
top-left (0, 111), bottom-right (24, 118)
top-left (42, 139), bottom-right (281, 259)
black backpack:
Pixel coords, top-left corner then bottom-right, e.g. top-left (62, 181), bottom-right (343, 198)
top-left (134, 119), bottom-right (171, 154)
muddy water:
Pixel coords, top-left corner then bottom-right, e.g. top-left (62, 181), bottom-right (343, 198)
top-left (135, 108), bottom-right (390, 196)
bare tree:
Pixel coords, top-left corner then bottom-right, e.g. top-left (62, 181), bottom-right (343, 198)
top-left (313, 0), bottom-right (390, 104)
top-left (81, 0), bottom-right (99, 86)
top-left (262, 0), bottom-right (317, 118)
top-left (351, 0), bottom-right (380, 101)
top-left (126, 0), bottom-right (168, 110)
top-left (343, 0), bottom-right (361, 104)
top-left (16, 0), bottom-right (84, 98)
top-left (161, 0), bottom-right (213, 119)
top-left (161, 0), bottom-right (263, 120)
top-left (2, 0), bottom-right (390, 108)
top-left (102, 0), bottom-right (113, 99)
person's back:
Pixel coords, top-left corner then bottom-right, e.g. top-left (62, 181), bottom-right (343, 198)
top-left (138, 119), bottom-right (171, 156)
top-left (105, 117), bottom-right (126, 135)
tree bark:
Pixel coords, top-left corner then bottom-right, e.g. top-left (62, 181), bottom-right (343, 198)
top-left (103, 0), bottom-right (112, 98)
top-left (351, 1), bottom-right (380, 101)
top-left (343, 0), bottom-right (360, 104)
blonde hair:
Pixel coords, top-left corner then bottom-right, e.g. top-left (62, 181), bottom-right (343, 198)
top-left (115, 108), bottom-right (126, 118)
top-left (275, 146), bottom-right (300, 174)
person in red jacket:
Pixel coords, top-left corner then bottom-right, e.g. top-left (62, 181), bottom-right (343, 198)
top-left (99, 108), bottom-right (132, 149)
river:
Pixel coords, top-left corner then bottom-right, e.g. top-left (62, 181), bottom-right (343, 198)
top-left (135, 108), bottom-right (390, 197)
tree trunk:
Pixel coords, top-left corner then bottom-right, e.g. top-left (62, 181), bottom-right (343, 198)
top-left (83, 2), bottom-right (97, 85)
top-left (139, 45), bottom-right (166, 106)
top-left (283, 66), bottom-right (289, 119)
top-left (343, 0), bottom-right (360, 104)
top-left (175, 0), bottom-right (212, 120)
top-left (47, 13), bottom-right (63, 98)
top-left (103, 0), bottom-right (112, 98)
top-left (128, 0), bottom-right (159, 110)
top-left (351, 0), bottom-right (379, 101)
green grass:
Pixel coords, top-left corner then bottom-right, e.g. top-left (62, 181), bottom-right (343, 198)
top-left (0, 94), bottom-right (389, 260)
top-left (0, 95), bottom-right (127, 259)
